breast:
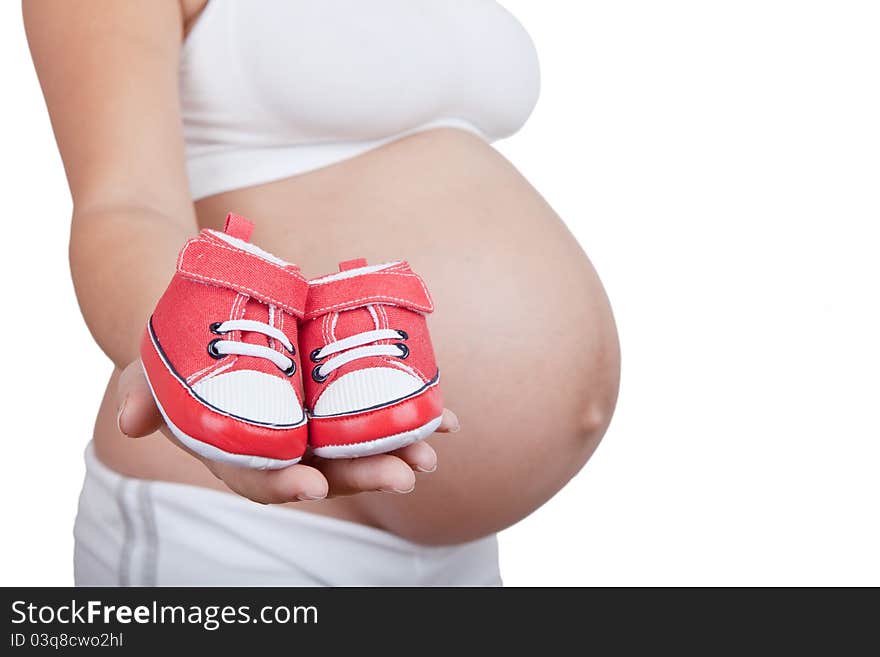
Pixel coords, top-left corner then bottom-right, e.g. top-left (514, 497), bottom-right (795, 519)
top-left (180, 0), bottom-right (540, 147)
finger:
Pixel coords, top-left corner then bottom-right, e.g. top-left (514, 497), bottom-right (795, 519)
top-left (315, 454), bottom-right (417, 497)
top-left (390, 440), bottom-right (438, 473)
top-left (116, 361), bottom-right (164, 438)
top-left (206, 461), bottom-right (329, 505)
top-left (434, 408), bottom-right (460, 433)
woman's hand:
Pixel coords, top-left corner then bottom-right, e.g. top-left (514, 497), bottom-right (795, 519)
top-left (115, 360), bottom-right (458, 504)
top-left (26, 1), bottom-right (459, 506)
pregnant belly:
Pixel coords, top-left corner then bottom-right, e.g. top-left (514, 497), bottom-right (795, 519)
top-left (94, 128), bottom-right (617, 542)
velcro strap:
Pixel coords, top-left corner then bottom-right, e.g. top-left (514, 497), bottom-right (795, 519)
top-left (177, 236), bottom-right (307, 317)
top-left (304, 264), bottom-right (434, 319)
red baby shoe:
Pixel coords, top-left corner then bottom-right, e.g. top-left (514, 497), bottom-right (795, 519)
top-left (301, 259), bottom-right (443, 458)
top-left (140, 214), bottom-right (309, 469)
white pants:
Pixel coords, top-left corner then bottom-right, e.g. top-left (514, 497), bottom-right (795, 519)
top-left (74, 443), bottom-right (502, 586)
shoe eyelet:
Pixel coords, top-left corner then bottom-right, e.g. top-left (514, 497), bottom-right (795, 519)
top-left (395, 343), bottom-right (410, 359)
top-left (209, 322), bottom-right (226, 335)
top-left (207, 338), bottom-right (226, 359)
top-left (312, 365), bottom-right (329, 383)
top-left (285, 344), bottom-right (296, 356)
top-left (396, 329), bottom-right (409, 340)
top-left (283, 362), bottom-right (297, 377)
top-left (310, 348), bottom-right (325, 363)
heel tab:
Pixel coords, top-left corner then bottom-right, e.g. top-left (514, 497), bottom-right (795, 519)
top-left (224, 213), bottom-right (254, 242)
top-left (339, 258), bottom-right (368, 271)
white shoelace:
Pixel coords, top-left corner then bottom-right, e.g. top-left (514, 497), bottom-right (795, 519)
top-left (208, 319), bottom-right (295, 373)
top-left (311, 328), bottom-right (408, 381)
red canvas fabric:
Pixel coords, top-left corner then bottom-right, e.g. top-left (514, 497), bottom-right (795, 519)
top-left (141, 214), bottom-right (308, 463)
top-left (303, 262), bottom-right (434, 319)
top-left (338, 258), bottom-right (368, 271)
top-left (223, 213), bottom-right (254, 240)
top-left (177, 234), bottom-right (307, 316)
top-left (301, 261), bottom-right (443, 451)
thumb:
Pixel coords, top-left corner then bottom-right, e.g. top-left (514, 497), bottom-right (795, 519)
top-left (116, 360), bottom-right (164, 438)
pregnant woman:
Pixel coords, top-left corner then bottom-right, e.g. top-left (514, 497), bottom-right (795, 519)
top-left (25, 0), bottom-right (620, 585)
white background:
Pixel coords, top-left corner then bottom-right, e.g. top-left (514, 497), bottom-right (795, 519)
top-left (2, 1), bottom-right (878, 586)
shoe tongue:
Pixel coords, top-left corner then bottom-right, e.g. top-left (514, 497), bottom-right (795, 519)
top-left (226, 300), bottom-right (278, 376)
top-left (339, 258), bottom-right (368, 272)
top-left (334, 305), bottom-right (379, 340)
top-left (240, 302), bottom-right (271, 346)
top-left (223, 213), bottom-right (254, 242)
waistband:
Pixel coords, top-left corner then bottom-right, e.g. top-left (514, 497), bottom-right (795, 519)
top-left (82, 442), bottom-right (486, 557)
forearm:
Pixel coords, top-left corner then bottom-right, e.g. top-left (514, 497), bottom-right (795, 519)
top-left (70, 204), bottom-right (196, 367)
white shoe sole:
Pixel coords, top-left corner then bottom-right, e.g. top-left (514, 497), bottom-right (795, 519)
top-left (142, 364), bottom-right (303, 470)
top-left (310, 415), bottom-right (443, 459)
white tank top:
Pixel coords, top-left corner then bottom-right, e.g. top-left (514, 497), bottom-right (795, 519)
top-left (180, 0), bottom-right (540, 200)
